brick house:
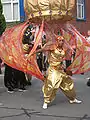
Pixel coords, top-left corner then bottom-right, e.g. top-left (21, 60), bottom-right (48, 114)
top-left (71, 0), bottom-right (90, 36)
top-left (1, 0), bottom-right (89, 35)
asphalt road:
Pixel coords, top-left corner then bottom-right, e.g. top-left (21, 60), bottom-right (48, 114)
top-left (0, 67), bottom-right (90, 120)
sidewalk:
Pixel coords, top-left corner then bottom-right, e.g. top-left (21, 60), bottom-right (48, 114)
top-left (0, 68), bottom-right (90, 120)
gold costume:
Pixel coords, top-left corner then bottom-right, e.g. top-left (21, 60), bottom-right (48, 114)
top-left (24, 0), bottom-right (75, 21)
top-left (42, 48), bottom-right (76, 104)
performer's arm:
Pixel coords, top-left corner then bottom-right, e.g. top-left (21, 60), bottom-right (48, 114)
top-left (28, 41), bottom-right (54, 56)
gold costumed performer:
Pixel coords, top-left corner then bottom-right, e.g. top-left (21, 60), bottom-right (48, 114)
top-left (32, 35), bottom-right (82, 109)
top-left (42, 35), bottom-right (82, 109)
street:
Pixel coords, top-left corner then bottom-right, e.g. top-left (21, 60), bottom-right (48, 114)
top-left (0, 67), bottom-right (90, 120)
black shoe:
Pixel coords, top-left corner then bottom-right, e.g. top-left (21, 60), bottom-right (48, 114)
top-left (18, 87), bottom-right (27, 92)
top-left (81, 73), bottom-right (84, 75)
top-left (87, 79), bottom-right (90, 86)
top-left (7, 88), bottom-right (14, 93)
top-left (27, 82), bottom-right (32, 86)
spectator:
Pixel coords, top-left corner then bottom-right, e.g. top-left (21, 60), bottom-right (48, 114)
top-left (4, 64), bottom-right (15, 93)
top-left (86, 30), bottom-right (90, 86)
top-left (65, 49), bottom-right (72, 69)
top-left (0, 58), bottom-right (2, 74)
top-left (4, 64), bottom-right (27, 93)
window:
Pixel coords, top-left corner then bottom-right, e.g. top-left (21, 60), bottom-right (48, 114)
top-left (1, 0), bottom-right (20, 22)
top-left (77, 0), bottom-right (86, 20)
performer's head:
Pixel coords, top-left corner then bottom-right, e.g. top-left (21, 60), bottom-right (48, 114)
top-left (87, 30), bottom-right (90, 36)
top-left (55, 35), bottom-right (64, 48)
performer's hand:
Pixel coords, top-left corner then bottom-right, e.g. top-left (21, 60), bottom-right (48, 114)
top-left (1, 62), bottom-right (4, 67)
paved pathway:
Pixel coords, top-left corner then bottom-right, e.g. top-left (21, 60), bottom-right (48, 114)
top-left (0, 67), bottom-right (90, 120)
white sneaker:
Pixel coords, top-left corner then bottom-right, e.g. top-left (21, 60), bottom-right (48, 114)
top-left (18, 88), bottom-right (27, 92)
top-left (43, 103), bottom-right (48, 109)
top-left (0, 103), bottom-right (3, 106)
top-left (86, 77), bottom-right (90, 80)
top-left (70, 99), bottom-right (82, 104)
top-left (7, 90), bottom-right (14, 93)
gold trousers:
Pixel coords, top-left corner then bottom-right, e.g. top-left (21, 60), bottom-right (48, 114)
top-left (42, 67), bottom-right (76, 104)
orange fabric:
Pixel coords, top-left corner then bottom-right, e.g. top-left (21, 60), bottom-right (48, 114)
top-left (28, 21), bottom-right (44, 56)
top-left (1, 21), bottom-right (90, 80)
top-left (0, 22), bottom-right (44, 80)
top-left (66, 24), bottom-right (90, 74)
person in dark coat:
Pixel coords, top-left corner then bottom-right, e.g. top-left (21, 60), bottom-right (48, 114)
top-left (4, 64), bottom-right (15, 93)
top-left (4, 64), bottom-right (27, 93)
top-left (0, 58), bottom-right (2, 74)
